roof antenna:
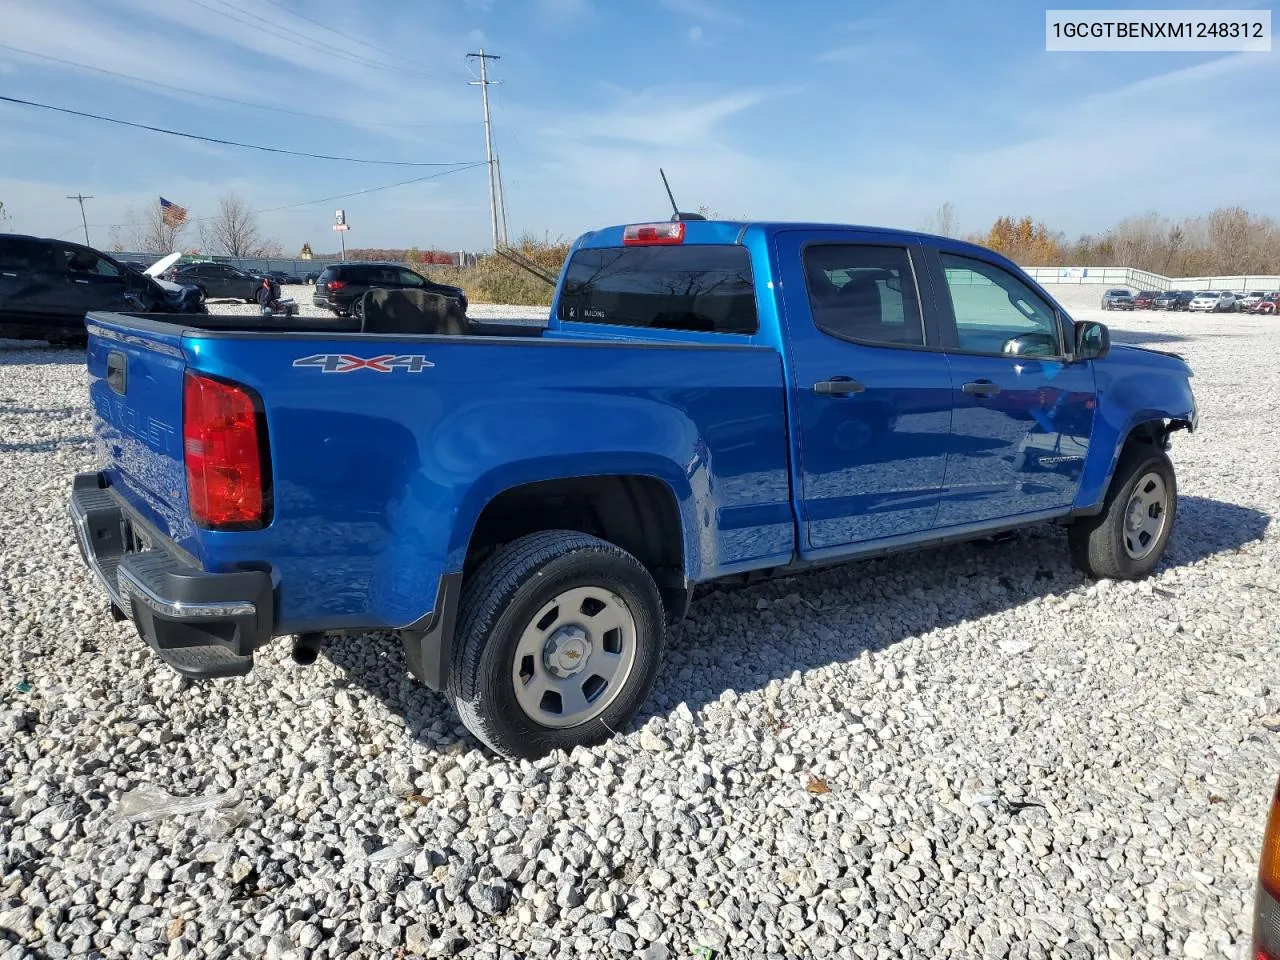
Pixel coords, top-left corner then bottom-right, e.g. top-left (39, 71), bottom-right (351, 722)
top-left (659, 168), bottom-right (706, 222)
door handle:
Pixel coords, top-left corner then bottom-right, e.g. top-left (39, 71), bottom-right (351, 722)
top-left (814, 377), bottom-right (866, 396)
top-left (962, 380), bottom-right (1001, 397)
top-left (73, 279), bottom-right (89, 284)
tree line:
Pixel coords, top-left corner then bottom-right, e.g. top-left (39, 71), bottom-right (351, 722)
top-left (953, 207), bottom-right (1280, 277)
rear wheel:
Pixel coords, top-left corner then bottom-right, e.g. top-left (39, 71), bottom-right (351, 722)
top-left (1069, 446), bottom-right (1176, 580)
top-left (352, 298), bottom-right (365, 323)
top-left (447, 530), bottom-right (666, 759)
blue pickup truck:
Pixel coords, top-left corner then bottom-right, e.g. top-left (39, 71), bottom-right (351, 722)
top-left (69, 219), bottom-right (1197, 757)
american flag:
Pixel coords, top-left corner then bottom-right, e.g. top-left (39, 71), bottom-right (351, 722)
top-left (159, 196), bottom-right (187, 227)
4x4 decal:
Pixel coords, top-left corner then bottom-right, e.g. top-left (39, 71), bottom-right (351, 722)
top-left (293, 354), bottom-right (434, 373)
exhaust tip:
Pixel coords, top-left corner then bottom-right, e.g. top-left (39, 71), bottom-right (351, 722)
top-left (291, 632), bottom-right (324, 666)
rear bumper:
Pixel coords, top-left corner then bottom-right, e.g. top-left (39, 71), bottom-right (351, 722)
top-left (69, 472), bottom-right (274, 678)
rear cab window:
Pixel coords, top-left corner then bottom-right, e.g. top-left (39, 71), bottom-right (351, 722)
top-left (557, 245), bottom-right (757, 335)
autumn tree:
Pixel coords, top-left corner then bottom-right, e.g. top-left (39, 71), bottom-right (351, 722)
top-left (982, 215), bottom-right (1064, 266)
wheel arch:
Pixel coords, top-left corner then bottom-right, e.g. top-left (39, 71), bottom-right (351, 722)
top-left (453, 467), bottom-right (695, 606)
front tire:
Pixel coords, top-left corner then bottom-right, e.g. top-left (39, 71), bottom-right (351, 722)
top-left (448, 531), bottom-right (666, 759)
top-left (1069, 446), bottom-right (1177, 580)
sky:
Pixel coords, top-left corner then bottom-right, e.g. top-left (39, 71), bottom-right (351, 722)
top-left (0, 0), bottom-right (1277, 256)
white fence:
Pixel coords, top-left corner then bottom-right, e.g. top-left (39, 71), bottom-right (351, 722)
top-left (1027, 266), bottom-right (1280, 292)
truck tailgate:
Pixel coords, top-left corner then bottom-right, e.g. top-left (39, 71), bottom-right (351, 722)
top-left (86, 315), bottom-right (197, 557)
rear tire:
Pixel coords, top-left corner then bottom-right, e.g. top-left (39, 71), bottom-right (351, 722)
top-left (447, 530), bottom-right (666, 759)
top-left (1069, 446), bottom-right (1177, 580)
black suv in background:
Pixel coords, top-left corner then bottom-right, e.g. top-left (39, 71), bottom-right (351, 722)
top-left (313, 262), bottom-right (467, 319)
top-left (165, 261), bottom-right (265, 302)
top-left (1152, 290), bottom-right (1195, 311)
top-left (0, 234), bottom-right (205, 344)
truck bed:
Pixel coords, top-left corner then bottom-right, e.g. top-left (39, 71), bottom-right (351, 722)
top-left (84, 309), bottom-right (794, 636)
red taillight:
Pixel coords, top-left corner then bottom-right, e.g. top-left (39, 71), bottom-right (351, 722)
top-left (1262, 779), bottom-right (1280, 899)
top-left (183, 371), bottom-right (269, 529)
top-left (326, 279), bottom-right (347, 290)
top-left (623, 222), bottom-right (685, 246)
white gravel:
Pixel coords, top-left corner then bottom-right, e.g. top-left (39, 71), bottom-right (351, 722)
top-left (1, 308), bottom-right (1278, 959)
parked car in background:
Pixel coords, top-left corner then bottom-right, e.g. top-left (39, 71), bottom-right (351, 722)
top-left (1251, 294), bottom-right (1279, 315)
top-left (267, 270), bottom-right (302, 285)
top-left (1100, 288), bottom-right (1134, 310)
top-left (1132, 291), bottom-right (1160, 309)
top-left (303, 269), bottom-right (324, 284)
top-left (313, 261), bottom-right (467, 320)
top-left (1188, 290), bottom-right (1236, 313)
top-left (0, 236), bottom-right (205, 343)
top-left (166, 261), bottom-right (266, 303)
top-left (1238, 291), bottom-right (1268, 312)
top-left (1153, 290), bottom-right (1194, 311)
top-left (1252, 775), bottom-right (1279, 960)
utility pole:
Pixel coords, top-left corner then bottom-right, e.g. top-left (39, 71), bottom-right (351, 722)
top-left (495, 154), bottom-right (509, 246)
top-left (467, 49), bottom-right (501, 250)
top-left (66, 193), bottom-right (93, 246)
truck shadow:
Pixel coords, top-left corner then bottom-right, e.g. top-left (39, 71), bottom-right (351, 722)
top-left (324, 494), bottom-right (1270, 754)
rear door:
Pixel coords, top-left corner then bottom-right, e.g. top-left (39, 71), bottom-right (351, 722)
top-left (0, 237), bottom-right (64, 318)
top-left (923, 248), bottom-right (1096, 526)
top-left (775, 230), bottom-right (953, 553)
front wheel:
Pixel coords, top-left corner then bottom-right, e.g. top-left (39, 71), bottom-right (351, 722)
top-left (1069, 447), bottom-right (1177, 580)
top-left (447, 531), bottom-right (666, 759)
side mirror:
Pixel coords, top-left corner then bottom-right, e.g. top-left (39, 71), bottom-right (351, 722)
top-left (1074, 320), bottom-right (1110, 360)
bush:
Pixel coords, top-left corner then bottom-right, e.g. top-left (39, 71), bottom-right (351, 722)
top-left (431, 235), bottom-right (570, 307)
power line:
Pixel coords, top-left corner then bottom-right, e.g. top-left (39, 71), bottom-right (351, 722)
top-left (258, 0), bottom-right (433, 73)
top-left (0, 95), bottom-right (480, 166)
top-left (0, 43), bottom-right (478, 130)
top-left (66, 194), bottom-right (93, 246)
top-left (256, 162), bottom-right (490, 214)
top-left (79, 162), bottom-right (490, 234)
top-left (186, 0), bottom-right (469, 85)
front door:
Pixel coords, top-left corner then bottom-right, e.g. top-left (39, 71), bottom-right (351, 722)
top-left (776, 231), bottom-right (953, 554)
top-left (926, 249), bottom-right (1096, 526)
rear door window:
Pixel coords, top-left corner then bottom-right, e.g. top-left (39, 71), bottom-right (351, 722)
top-left (0, 238), bottom-right (56, 272)
top-left (801, 244), bottom-right (924, 347)
top-left (558, 245), bottom-right (757, 334)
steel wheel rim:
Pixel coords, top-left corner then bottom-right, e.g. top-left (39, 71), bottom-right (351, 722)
top-left (1122, 471), bottom-right (1169, 560)
top-left (511, 585), bottom-right (638, 729)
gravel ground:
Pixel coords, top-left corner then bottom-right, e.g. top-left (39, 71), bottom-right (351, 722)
top-left (1, 307), bottom-right (1277, 960)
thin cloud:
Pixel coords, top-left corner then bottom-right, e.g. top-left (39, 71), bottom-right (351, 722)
top-left (659, 0), bottom-right (744, 27)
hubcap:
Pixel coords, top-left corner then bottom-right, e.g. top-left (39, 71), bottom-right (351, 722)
top-left (1122, 471), bottom-right (1169, 560)
top-left (512, 586), bottom-right (637, 729)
